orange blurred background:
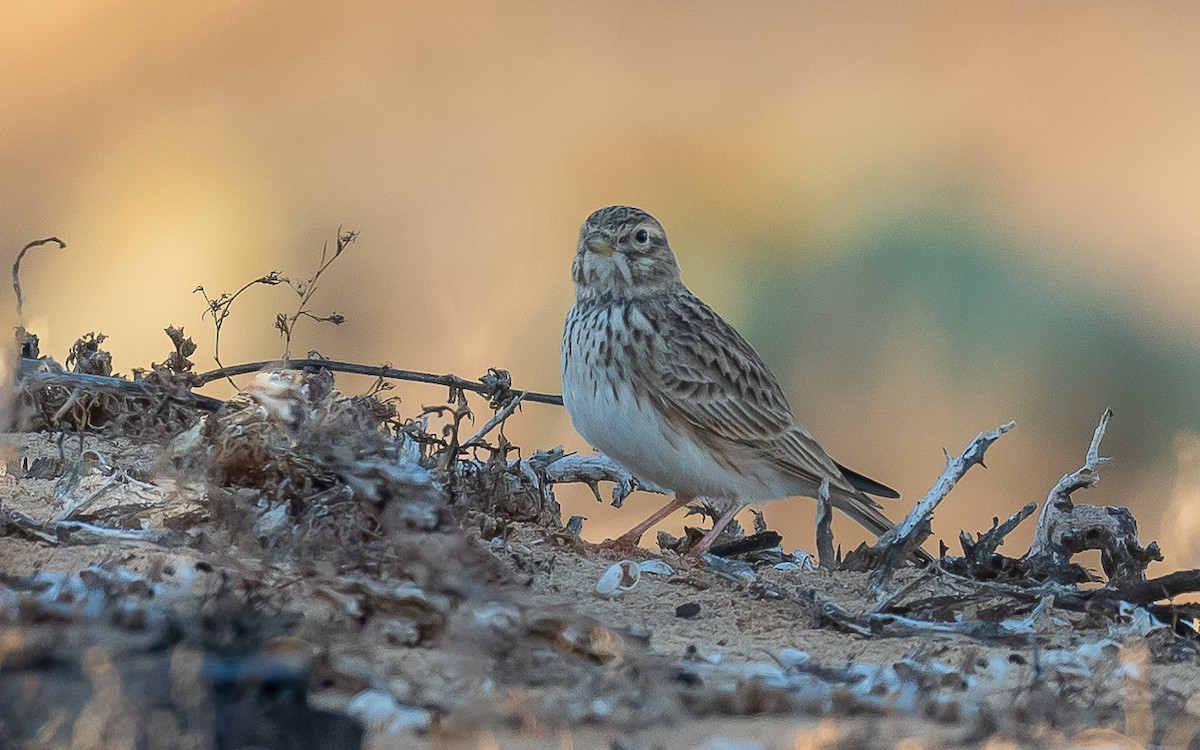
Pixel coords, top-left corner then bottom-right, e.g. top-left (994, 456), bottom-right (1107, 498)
top-left (3, 2), bottom-right (1200, 569)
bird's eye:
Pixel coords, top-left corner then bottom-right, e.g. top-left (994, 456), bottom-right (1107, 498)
top-left (633, 229), bottom-right (650, 244)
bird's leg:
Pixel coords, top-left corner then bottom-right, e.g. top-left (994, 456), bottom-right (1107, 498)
top-left (601, 493), bottom-right (693, 552)
top-left (687, 503), bottom-right (745, 556)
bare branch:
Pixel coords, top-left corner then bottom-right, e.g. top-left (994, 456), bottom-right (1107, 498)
top-left (461, 391), bottom-right (527, 448)
top-left (868, 420), bottom-right (1016, 591)
top-left (192, 358), bottom-right (565, 406)
top-left (12, 237), bottom-right (66, 318)
top-left (533, 453), bottom-right (664, 508)
top-left (959, 502), bottom-right (1038, 567)
top-left (1024, 409), bottom-right (1162, 587)
top-left (18, 357), bottom-right (225, 413)
top-left (1028, 407), bottom-right (1112, 555)
top-left (815, 478), bottom-right (835, 570)
top-left (1, 506), bottom-right (181, 547)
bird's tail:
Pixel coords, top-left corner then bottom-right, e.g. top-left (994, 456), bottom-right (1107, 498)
top-left (830, 487), bottom-right (896, 536)
top-left (835, 461), bottom-right (900, 499)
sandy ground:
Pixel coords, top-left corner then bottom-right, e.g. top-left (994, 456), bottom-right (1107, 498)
top-left (3, 423), bottom-right (1200, 750)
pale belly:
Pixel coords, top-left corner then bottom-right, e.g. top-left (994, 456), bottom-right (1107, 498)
top-left (561, 354), bottom-right (780, 501)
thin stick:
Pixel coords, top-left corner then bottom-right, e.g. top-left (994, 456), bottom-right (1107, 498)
top-left (1, 507), bottom-right (180, 547)
top-left (815, 478), bottom-right (835, 570)
top-left (192, 359), bottom-right (565, 406)
top-left (461, 391), bottom-right (527, 447)
top-left (18, 358), bottom-right (226, 413)
top-left (12, 237), bottom-right (66, 317)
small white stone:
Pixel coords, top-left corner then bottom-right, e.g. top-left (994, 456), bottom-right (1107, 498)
top-left (347, 689), bottom-right (431, 736)
top-left (740, 662), bottom-right (785, 682)
top-left (777, 648), bottom-right (811, 668)
top-left (637, 560), bottom-right (673, 576)
top-left (347, 689), bottom-right (399, 731)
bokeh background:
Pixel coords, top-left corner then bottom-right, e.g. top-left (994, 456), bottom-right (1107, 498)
top-left (3, 2), bottom-right (1199, 569)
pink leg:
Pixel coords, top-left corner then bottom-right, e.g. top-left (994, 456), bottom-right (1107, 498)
top-left (602, 493), bottom-right (693, 551)
top-left (688, 503), bottom-right (745, 556)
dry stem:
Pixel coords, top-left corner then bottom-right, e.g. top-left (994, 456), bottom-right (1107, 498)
top-left (1027, 407), bottom-right (1112, 557)
top-left (868, 420), bottom-right (1016, 592)
top-left (12, 237), bottom-right (66, 318)
top-left (815, 478), bottom-right (835, 570)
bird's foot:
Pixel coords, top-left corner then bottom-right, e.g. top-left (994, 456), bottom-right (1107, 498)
top-left (683, 535), bottom-right (718, 558)
top-left (596, 533), bottom-right (644, 554)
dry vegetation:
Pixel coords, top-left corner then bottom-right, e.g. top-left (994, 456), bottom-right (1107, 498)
top-left (3, 234), bottom-right (1200, 750)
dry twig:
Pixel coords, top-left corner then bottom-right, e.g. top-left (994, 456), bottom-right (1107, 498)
top-left (18, 358), bottom-right (225, 414)
top-left (1025, 408), bottom-right (1162, 587)
top-left (461, 392), bottom-right (527, 448)
top-left (815, 478), bottom-right (835, 570)
top-left (1, 506), bottom-right (182, 547)
top-left (193, 359), bottom-right (564, 406)
top-left (958, 502), bottom-right (1039, 573)
top-left (12, 236), bottom-right (66, 317)
top-left (523, 451), bottom-right (664, 508)
top-left (866, 420), bottom-right (1016, 592)
top-left (275, 228), bottom-right (355, 359)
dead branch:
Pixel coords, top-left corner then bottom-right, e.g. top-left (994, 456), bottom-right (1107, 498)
top-left (1025, 408), bottom-right (1162, 587)
top-left (815, 478), bottom-right (835, 570)
top-left (193, 359), bottom-right (565, 406)
top-left (1028, 407), bottom-right (1112, 555)
top-left (461, 392), bottom-right (527, 448)
top-left (1, 506), bottom-right (182, 547)
top-left (276, 228), bottom-right (355, 359)
top-left (18, 358), bottom-right (225, 413)
top-left (12, 237), bottom-right (66, 317)
top-left (958, 502), bottom-right (1038, 572)
top-left (865, 420), bottom-right (1016, 591)
top-left (525, 451), bottom-right (664, 508)
top-left (809, 587), bottom-right (1045, 646)
top-left (1040, 568), bottom-right (1200, 616)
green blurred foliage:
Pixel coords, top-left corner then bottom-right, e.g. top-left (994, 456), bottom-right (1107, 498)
top-left (739, 214), bottom-right (1200, 468)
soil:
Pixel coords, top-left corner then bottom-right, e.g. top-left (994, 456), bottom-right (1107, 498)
top-left (3, 394), bottom-right (1200, 750)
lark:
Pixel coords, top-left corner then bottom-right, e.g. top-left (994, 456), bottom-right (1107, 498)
top-left (561, 205), bottom-right (900, 555)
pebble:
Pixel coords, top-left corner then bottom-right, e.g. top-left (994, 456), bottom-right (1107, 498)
top-left (675, 602), bottom-right (701, 619)
top-left (347, 689), bottom-right (431, 735)
top-left (637, 560), bottom-right (674, 575)
top-left (777, 647), bottom-right (811, 668)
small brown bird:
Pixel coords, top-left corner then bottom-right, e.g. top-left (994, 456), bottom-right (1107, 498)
top-left (561, 205), bottom-right (900, 554)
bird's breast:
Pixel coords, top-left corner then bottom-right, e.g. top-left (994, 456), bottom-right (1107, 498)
top-left (561, 302), bottom-right (777, 500)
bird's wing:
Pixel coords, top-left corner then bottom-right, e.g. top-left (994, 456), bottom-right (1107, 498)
top-left (635, 291), bottom-right (854, 493)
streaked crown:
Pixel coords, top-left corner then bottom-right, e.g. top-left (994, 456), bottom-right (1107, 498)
top-left (573, 205), bottom-right (682, 300)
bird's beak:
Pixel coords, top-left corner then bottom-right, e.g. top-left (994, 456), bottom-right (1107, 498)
top-left (583, 232), bottom-right (615, 257)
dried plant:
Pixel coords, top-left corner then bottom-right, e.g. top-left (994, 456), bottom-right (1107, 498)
top-left (274, 228), bottom-right (354, 358)
top-left (11, 236), bottom-right (66, 319)
top-left (195, 270), bottom-right (285, 385)
top-left (193, 228), bottom-right (354, 387)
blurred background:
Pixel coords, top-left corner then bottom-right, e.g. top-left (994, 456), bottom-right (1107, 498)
top-left (2, 1), bottom-right (1199, 569)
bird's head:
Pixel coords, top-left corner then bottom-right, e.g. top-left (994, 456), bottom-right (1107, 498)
top-left (572, 206), bottom-right (682, 301)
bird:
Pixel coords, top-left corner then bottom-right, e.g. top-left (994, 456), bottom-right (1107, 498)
top-left (561, 205), bottom-right (902, 556)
